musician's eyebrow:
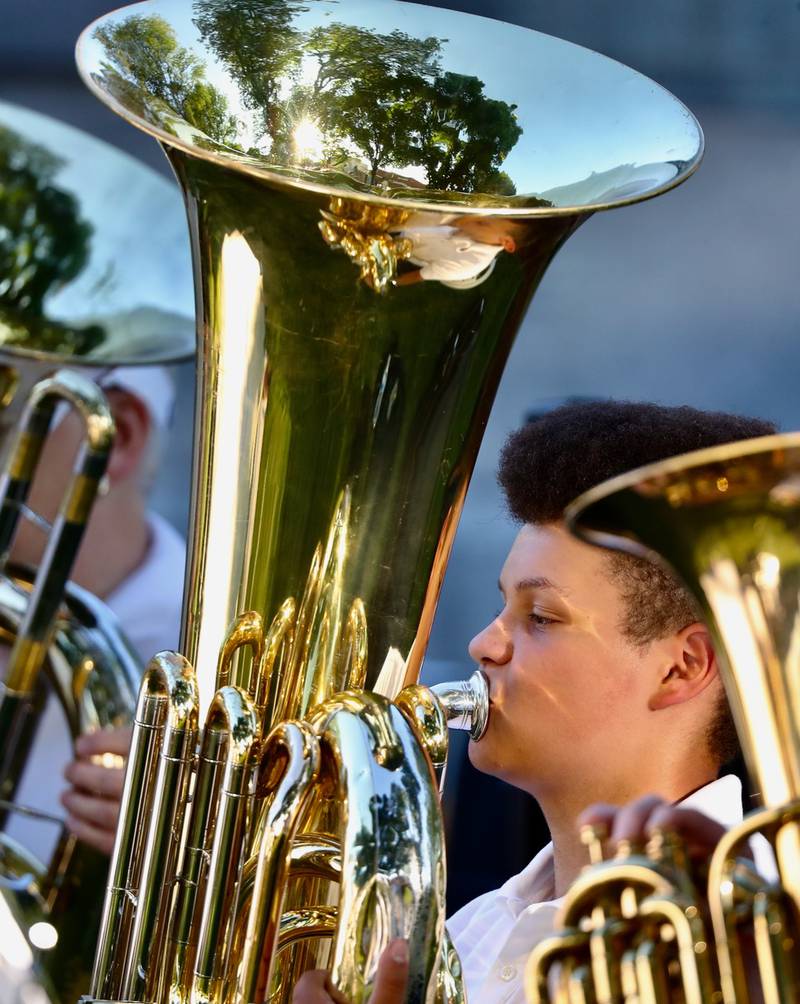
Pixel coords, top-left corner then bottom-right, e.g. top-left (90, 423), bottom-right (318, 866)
top-left (497, 576), bottom-right (570, 597)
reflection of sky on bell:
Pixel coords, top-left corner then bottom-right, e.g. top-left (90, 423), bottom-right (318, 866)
top-left (282, 0), bottom-right (701, 199)
top-left (0, 102), bottom-right (194, 360)
top-left (79, 0), bottom-right (702, 211)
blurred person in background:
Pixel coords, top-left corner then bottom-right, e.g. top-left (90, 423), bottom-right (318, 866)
top-left (4, 364), bottom-right (186, 858)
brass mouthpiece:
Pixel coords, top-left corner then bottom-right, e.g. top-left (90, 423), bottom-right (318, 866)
top-left (430, 670), bottom-right (490, 741)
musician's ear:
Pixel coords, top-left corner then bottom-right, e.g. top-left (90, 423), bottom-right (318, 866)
top-left (648, 624), bottom-right (717, 710)
top-left (104, 388), bottom-right (152, 487)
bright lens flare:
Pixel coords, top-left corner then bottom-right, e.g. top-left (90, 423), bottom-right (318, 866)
top-left (293, 117), bottom-right (324, 161)
top-left (28, 923), bottom-right (58, 951)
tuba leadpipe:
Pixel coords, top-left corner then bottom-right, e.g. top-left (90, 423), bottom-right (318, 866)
top-left (76, 1), bottom-right (703, 999)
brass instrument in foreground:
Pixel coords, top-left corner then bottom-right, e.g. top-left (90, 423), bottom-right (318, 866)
top-left (76, 0), bottom-right (703, 1000)
top-left (0, 102), bottom-right (193, 1004)
top-left (525, 434), bottom-right (800, 1002)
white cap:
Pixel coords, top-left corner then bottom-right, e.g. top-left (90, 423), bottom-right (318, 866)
top-left (96, 365), bottom-right (176, 431)
top-left (51, 364), bottom-right (177, 432)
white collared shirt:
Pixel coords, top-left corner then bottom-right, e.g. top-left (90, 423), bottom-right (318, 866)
top-left (447, 775), bottom-right (747, 1004)
top-left (104, 509), bottom-right (185, 662)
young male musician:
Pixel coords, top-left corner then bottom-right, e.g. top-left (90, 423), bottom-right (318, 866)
top-left (293, 399), bottom-right (775, 1004)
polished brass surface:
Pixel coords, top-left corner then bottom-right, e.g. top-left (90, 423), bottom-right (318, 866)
top-left (0, 101), bottom-right (194, 369)
top-left (526, 433), bottom-right (800, 1002)
top-left (75, 1), bottom-right (703, 1001)
top-left (77, 0), bottom-right (702, 212)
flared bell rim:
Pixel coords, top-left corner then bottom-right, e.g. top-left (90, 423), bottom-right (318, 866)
top-left (76, 0), bottom-right (704, 217)
top-left (566, 430), bottom-right (800, 539)
top-left (0, 100), bottom-right (195, 366)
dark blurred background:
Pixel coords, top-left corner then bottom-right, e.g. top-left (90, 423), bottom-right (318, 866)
top-left (2, 0), bottom-right (798, 911)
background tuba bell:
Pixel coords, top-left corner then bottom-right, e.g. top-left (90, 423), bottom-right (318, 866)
top-left (75, 1), bottom-right (703, 1001)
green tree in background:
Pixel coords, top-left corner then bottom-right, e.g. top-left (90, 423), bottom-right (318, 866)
top-left (0, 127), bottom-right (92, 314)
top-left (412, 72), bottom-right (522, 193)
top-left (96, 7), bottom-right (523, 195)
top-left (0, 125), bottom-right (105, 355)
top-left (304, 23), bottom-right (442, 185)
top-left (193, 0), bottom-right (309, 143)
top-left (94, 14), bottom-right (239, 145)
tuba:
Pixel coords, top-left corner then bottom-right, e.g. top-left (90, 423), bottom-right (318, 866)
top-left (525, 435), bottom-right (800, 1002)
top-left (75, 1), bottom-right (703, 1001)
top-left (0, 102), bottom-right (194, 1004)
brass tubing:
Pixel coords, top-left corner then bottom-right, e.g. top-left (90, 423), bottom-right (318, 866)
top-left (393, 685), bottom-right (449, 790)
top-left (588, 920), bottom-right (623, 1003)
top-left (225, 835), bottom-right (340, 980)
top-left (215, 610), bottom-right (265, 693)
top-left (165, 722), bottom-right (227, 1004)
top-left (277, 907), bottom-right (338, 950)
top-left (167, 614), bottom-right (274, 1001)
top-left (90, 676), bottom-right (171, 1000)
top-left (288, 835), bottom-right (342, 881)
top-left (309, 692), bottom-right (447, 1004)
top-left (235, 721), bottom-right (320, 1004)
top-left (707, 798), bottom-right (793, 1003)
top-left (258, 599), bottom-right (297, 724)
top-left (752, 891), bottom-right (783, 1004)
top-left (191, 687), bottom-right (259, 1004)
top-left (121, 653), bottom-right (199, 1002)
top-left (525, 934), bottom-right (590, 1004)
top-left (637, 897), bottom-right (713, 1004)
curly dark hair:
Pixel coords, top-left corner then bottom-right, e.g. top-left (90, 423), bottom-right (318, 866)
top-left (498, 400), bottom-right (777, 767)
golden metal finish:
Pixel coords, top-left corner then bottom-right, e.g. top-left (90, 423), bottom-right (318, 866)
top-left (75, 1), bottom-right (703, 1000)
top-left (529, 433), bottom-right (800, 1002)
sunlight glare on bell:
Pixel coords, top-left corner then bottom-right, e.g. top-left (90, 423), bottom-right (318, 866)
top-left (192, 230), bottom-right (264, 713)
top-left (27, 923), bottom-right (58, 951)
top-left (293, 117), bottom-right (325, 163)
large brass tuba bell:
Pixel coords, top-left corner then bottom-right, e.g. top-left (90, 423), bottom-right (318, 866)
top-left (526, 434), bottom-right (800, 1003)
top-left (75, 1), bottom-right (703, 1001)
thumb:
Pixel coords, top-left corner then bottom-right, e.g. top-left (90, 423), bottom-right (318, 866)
top-left (369, 940), bottom-right (409, 1004)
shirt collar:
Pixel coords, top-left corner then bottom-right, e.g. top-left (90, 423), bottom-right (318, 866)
top-left (493, 775), bottom-right (743, 914)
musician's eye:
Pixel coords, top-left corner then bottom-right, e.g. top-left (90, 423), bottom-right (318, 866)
top-left (529, 612), bottom-right (557, 628)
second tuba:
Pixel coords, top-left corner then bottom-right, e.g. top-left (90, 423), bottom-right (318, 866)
top-left (76, 1), bottom-right (704, 1001)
